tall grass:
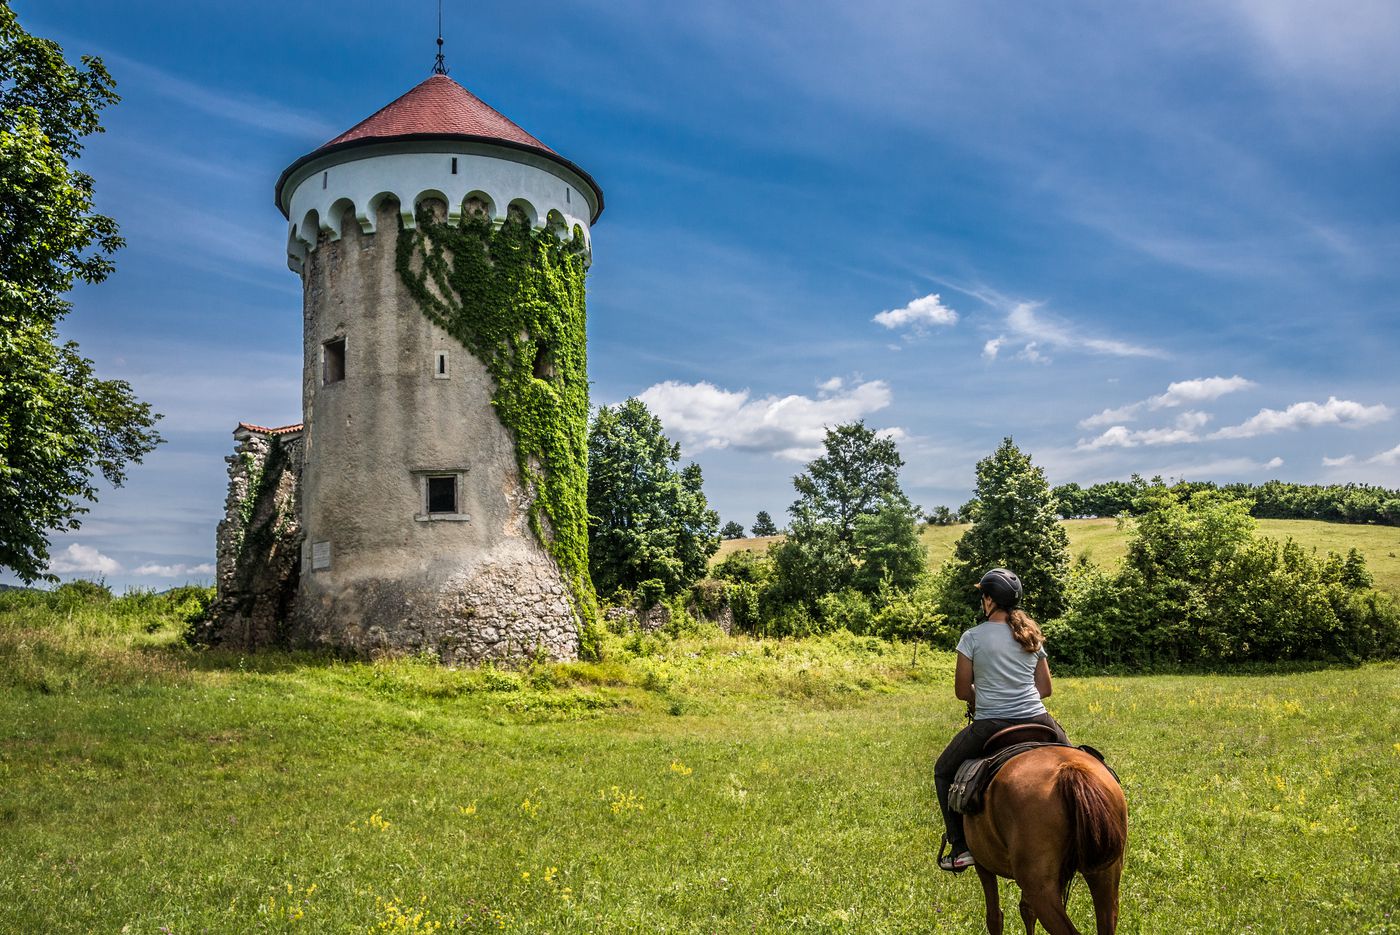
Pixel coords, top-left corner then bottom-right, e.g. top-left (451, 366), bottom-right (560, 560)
top-left (2, 591), bottom-right (1397, 932)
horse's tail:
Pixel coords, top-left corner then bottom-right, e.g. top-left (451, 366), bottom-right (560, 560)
top-left (1056, 757), bottom-right (1126, 890)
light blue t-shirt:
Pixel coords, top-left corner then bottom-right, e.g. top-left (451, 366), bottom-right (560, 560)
top-left (956, 620), bottom-right (1048, 720)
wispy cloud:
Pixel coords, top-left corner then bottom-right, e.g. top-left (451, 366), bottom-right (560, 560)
top-left (1006, 302), bottom-right (1165, 360)
top-left (1324, 443), bottom-right (1400, 468)
top-left (638, 377), bottom-right (899, 461)
top-left (981, 337), bottom-right (1004, 360)
top-left (1081, 375), bottom-right (1255, 428)
top-left (102, 52), bottom-right (337, 141)
top-left (1212, 397), bottom-right (1392, 439)
top-left (872, 293), bottom-right (958, 332)
top-left (131, 562), bottom-right (215, 579)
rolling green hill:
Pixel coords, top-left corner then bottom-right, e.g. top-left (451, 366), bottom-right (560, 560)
top-left (718, 519), bottom-right (1400, 595)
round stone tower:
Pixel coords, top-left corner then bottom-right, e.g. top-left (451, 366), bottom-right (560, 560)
top-left (273, 74), bottom-right (603, 663)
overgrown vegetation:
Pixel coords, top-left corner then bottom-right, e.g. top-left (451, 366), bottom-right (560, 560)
top-left (1046, 489), bottom-right (1400, 668)
top-left (396, 205), bottom-right (599, 656)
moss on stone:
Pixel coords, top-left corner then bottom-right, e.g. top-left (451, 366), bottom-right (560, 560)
top-left (395, 210), bottom-right (600, 659)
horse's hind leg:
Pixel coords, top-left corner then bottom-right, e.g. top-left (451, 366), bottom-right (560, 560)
top-left (1084, 864), bottom-right (1121, 934)
top-left (1022, 886), bottom-right (1079, 935)
top-left (975, 866), bottom-right (1003, 935)
top-left (1019, 896), bottom-right (1036, 933)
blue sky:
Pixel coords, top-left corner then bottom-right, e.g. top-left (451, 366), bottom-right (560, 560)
top-left (10, 0), bottom-right (1400, 589)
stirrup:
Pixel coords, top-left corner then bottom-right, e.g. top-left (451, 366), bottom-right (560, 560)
top-left (937, 834), bottom-right (974, 873)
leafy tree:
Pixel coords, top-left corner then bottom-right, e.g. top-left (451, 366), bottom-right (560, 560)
top-left (720, 520), bottom-right (746, 539)
top-left (0, 8), bottom-right (162, 582)
top-left (789, 421), bottom-right (911, 537)
top-left (769, 422), bottom-right (923, 612)
top-left (750, 510), bottom-right (779, 537)
top-left (586, 398), bottom-right (719, 597)
top-left (939, 438), bottom-right (1070, 623)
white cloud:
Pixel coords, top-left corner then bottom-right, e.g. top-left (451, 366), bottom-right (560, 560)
top-left (1007, 302), bottom-right (1163, 359)
top-left (132, 562), bottom-right (216, 579)
top-left (1017, 342), bottom-right (1050, 365)
top-left (637, 378), bottom-right (899, 461)
top-left (47, 544), bottom-right (123, 576)
top-left (1212, 396), bottom-right (1393, 439)
top-left (1367, 444), bottom-right (1400, 466)
top-left (982, 336), bottom-right (1004, 360)
top-left (1264, 456), bottom-right (1284, 469)
top-left (1322, 454), bottom-right (1356, 467)
top-left (1077, 412), bottom-right (1212, 450)
top-left (872, 293), bottom-right (958, 331)
top-left (1080, 375), bottom-right (1254, 428)
top-left (1149, 375), bottom-right (1256, 409)
top-left (818, 376), bottom-right (844, 393)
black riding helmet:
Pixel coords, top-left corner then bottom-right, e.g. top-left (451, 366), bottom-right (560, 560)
top-left (976, 568), bottom-right (1023, 609)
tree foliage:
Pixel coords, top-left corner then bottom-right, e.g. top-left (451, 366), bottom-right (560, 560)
top-left (1053, 476), bottom-right (1400, 527)
top-left (789, 421), bottom-right (911, 535)
top-left (720, 520), bottom-right (746, 539)
top-left (750, 510), bottom-right (779, 537)
top-left (586, 398), bottom-right (719, 597)
top-left (939, 437), bottom-right (1069, 623)
top-left (0, 7), bottom-right (162, 582)
top-left (769, 422), bottom-right (924, 612)
top-left (1047, 488), bottom-right (1400, 667)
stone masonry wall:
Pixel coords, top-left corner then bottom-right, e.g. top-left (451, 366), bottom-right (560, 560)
top-left (194, 432), bottom-right (304, 650)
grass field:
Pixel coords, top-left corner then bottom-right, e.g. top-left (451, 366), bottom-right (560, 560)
top-left (719, 519), bottom-right (1400, 596)
top-left (2, 598), bottom-right (1398, 933)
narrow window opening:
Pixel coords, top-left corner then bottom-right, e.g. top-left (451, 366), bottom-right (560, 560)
top-left (426, 476), bottom-right (457, 514)
top-left (450, 157), bottom-right (458, 175)
top-left (434, 350), bottom-right (449, 379)
top-left (323, 337), bottom-right (346, 385)
top-left (532, 343), bottom-right (553, 381)
top-left (566, 188), bottom-right (571, 204)
top-left (322, 171), bottom-right (328, 190)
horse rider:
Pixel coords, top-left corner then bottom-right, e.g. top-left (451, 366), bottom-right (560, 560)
top-left (934, 567), bottom-right (1069, 872)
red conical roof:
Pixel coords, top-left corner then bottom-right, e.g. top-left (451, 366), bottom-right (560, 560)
top-left (317, 74), bottom-right (556, 155)
top-left (275, 74), bottom-right (603, 221)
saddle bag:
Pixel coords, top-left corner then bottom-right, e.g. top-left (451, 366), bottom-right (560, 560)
top-left (948, 757), bottom-right (993, 815)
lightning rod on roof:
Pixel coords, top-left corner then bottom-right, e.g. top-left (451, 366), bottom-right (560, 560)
top-left (432, 0), bottom-right (448, 75)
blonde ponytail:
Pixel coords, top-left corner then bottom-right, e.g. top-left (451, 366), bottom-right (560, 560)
top-left (1006, 608), bottom-right (1044, 653)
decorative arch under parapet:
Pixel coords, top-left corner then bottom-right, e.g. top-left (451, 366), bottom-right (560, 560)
top-left (323, 197), bottom-right (357, 242)
top-left (413, 188), bottom-right (457, 226)
top-left (506, 198), bottom-right (538, 228)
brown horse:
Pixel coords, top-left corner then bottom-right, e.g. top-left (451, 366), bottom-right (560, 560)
top-left (964, 746), bottom-right (1127, 934)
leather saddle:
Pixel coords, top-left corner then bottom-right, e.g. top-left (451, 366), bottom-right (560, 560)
top-left (948, 725), bottom-right (1115, 816)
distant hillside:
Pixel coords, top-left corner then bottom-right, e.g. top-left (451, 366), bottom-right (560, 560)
top-left (715, 518), bottom-right (1400, 596)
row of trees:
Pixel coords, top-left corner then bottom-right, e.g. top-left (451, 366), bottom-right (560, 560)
top-left (585, 401), bottom-right (1399, 669)
top-left (1051, 478), bottom-right (1400, 527)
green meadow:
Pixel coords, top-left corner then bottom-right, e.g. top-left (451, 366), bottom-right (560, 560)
top-left (2, 587), bottom-right (1399, 933)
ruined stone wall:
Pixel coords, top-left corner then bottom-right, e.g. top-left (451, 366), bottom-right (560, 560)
top-left (194, 432), bottom-right (304, 650)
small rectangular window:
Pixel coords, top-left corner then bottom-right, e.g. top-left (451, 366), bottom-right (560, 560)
top-left (323, 338), bottom-right (346, 384)
top-left (566, 188), bottom-right (571, 204)
top-left (426, 475), bottom-right (457, 514)
top-left (322, 171), bottom-right (328, 190)
top-left (450, 157), bottom-right (458, 175)
top-left (434, 350), bottom-right (449, 379)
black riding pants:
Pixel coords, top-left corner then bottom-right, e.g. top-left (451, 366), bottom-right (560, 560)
top-left (934, 712), bottom-right (1068, 851)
